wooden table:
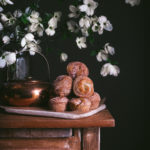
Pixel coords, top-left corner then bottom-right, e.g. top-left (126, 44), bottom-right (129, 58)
top-left (0, 109), bottom-right (115, 150)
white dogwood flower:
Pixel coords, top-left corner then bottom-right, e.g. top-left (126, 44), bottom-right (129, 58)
top-left (21, 33), bottom-right (35, 45)
top-left (0, 0), bottom-right (14, 6)
top-left (29, 23), bottom-right (44, 37)
top-left (79, 0), bottom-right (98, 16)
top-left (45, 27), bottom-right (55, 36)
top-left (25, 33), bottom-right (35, 41)
top-left (125, 0), bottom-right (140, 6)
top-left (21, 33), bottom-right (35, 47)
top-left (13, 10), bottom-right (22, 18)
top-left (0, 6), bottom-right (3, 12)
top-left (48, 12), bottom-right (62, 29)
top-left (79, 16), bottom-right (92, 29)
top-left (92, 22), bottom-right (104, 35)
top-left (3, 51), bottom-right (16, 66)
top-left (21, 33), bottom-right (40, 55)
top-left (104, 43), bottom-right (115, 55)
top-left (48, 17), bottom-right (58, 29)
top-left (98, 27), bottom-right (104, 35)
top-left (2, 35), bottom-right (10, 44)
top-left (0, 13), bottom-right (16, 26)
top-left (1, 13), bottom-right (9, 22)
top-left (98, 16), bottom-right (107, 26)
top-left (54, 11), bottom-right (62, 21)
top-left (100, 63), bottom-right (120, 77)
top-left (29, 23), bottom-right (39, 33)
top-left (36, 25), bottom-right (44, 37)
top-left (96, 50), bottom-right (108, 62)
top-left (76, 37), bottom-right (87, 49)
top-left (91, 16), bottom-right (101, 32)
top-left (46, 12), bottom-right (61, 36)
top-left (0, 57), bottom-right (6, 68)
top-left (25, 42), bottom-right (41, 55)
top-left (0, 22), bottom-right (3, 30)
top-left (25, 7), bottom-right (31, 14)
top-left (68, 5), bottom-right (80, 18)
top-left (91, 16), bottom-right (98, 23)
top-left (27, 11), bottom-right (44, 37)
top-left (98, 16), bottom-right (113, 32)
top-left (92, 22), bottom-right (99, 32)
top-left (60, 53), bottom-right (68, 62)
top-left (67, 20), bottom-right (79, 33)
top-left (28, 11), bottom-right (41, 24)
top-left (81, 27), bottom-right (89, 37)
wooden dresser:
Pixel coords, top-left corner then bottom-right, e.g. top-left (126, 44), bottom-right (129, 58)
top-left (0, 109), bottom-right (115, 150)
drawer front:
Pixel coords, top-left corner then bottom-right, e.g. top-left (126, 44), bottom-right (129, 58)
top-left (0, 129), bottom-right (81, 150)
top-left (0, 128), bottom-right (72, 138)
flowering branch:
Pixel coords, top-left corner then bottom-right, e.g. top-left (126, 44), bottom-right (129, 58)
top-left (0, 0), bottom-right (121, 77)
top-left (67, 0), bottom-right (113, 49)
top-left (0, 0), bottom-right (62, 69)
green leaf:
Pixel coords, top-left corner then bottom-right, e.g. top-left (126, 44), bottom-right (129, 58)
top-left (45, 13), bottom-right (53, 18)
top-left (89, 36), bottom-right (94, 45)
top-left (88, 28), bottom-right (95, 45)
top-left (88, 28), bottom-right (93, 36)
top-left (113, 61), bottom-right (119, 65)
top-left (107, 59), bottom-right (112, 63)
top-left (10, 63), bottom-right (16, 72)
top-left (21, 14), bottom-right (29, 25)
top-left (30, 1), bottom-right (40, 10)
top-left (90, 50), bottom-right (97, 56)
top-left (62, 32), bottom-right (67, 40)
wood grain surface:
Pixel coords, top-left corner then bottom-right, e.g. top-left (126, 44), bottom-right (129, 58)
top-left (82, 128), bottom-right (100, 150)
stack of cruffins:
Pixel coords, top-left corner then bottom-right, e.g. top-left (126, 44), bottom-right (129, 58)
top-left (48, 61), bottom-right (101, 112)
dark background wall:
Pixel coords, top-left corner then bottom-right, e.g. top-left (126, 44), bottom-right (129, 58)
top-left (0, 0), bottom-right (145, 150)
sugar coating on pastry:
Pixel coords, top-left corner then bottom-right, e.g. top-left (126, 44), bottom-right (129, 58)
top-left (67, 61), bottom-right (89, 79)
top-left (69, 97), bottom-right (91, 112)
top-left (88, 92), bottom-right (101, 110)
top-left (73, 76), bottom-right (94, 98)
top-left (49, 97), bottom-right (69, 112)
top-left (53, 75), bottom-right (72, 97)
top-left (50, 96), bottom-right (69, 104)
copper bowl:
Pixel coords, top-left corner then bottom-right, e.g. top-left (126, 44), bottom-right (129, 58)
top-left (0, 50), bottom-right (53, 107)
top-left (0, 79), bottom-right (51, 107)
